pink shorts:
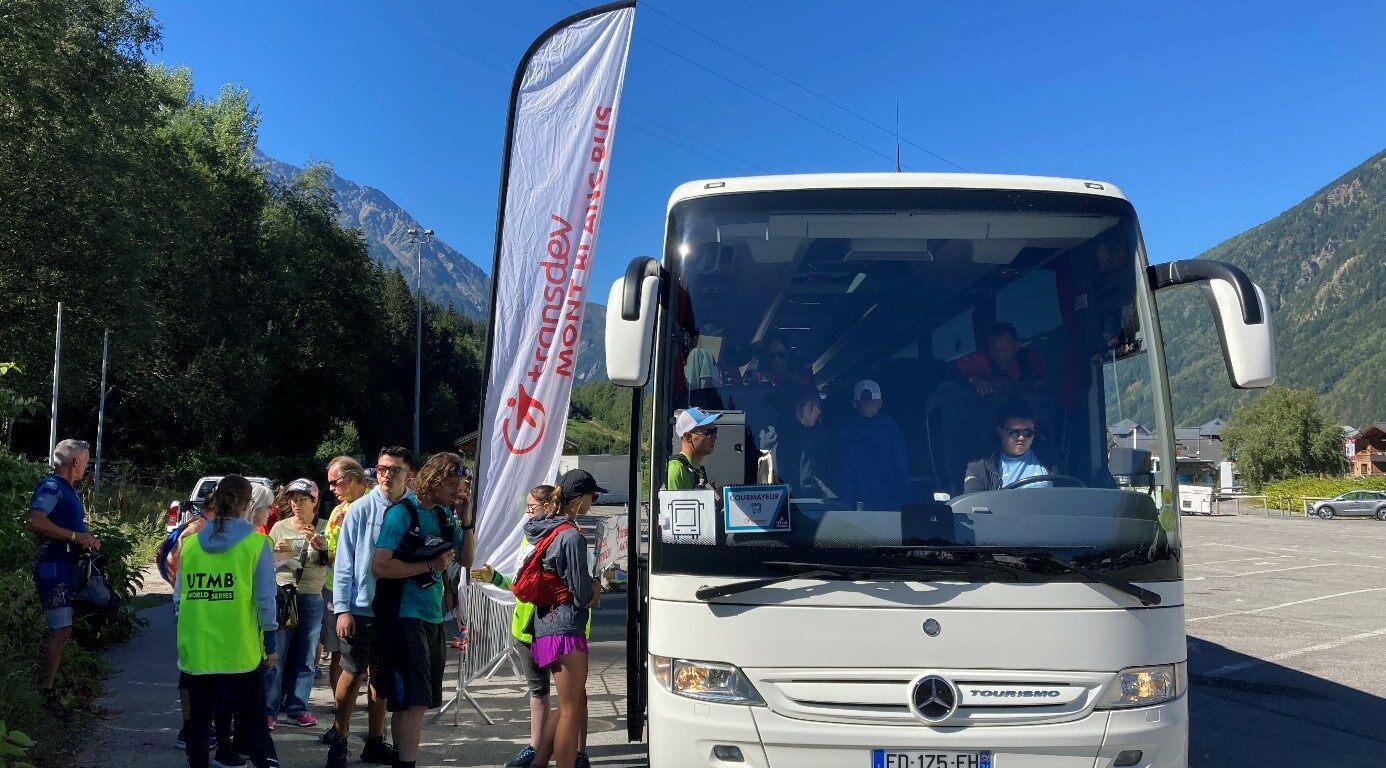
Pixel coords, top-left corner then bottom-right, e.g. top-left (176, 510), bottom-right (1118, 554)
top-left (531, 634), bottom-right (589, 669)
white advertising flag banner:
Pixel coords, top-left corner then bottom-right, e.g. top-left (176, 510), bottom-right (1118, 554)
top-left (473, 3), bottom-right (635, 603)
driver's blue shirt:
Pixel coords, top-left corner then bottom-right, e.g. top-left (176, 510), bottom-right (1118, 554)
top-left (1000, 450), bottom-right (1051, 488)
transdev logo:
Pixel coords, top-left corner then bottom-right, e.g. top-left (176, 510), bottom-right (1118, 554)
top-left (502, 383), bottom-right (547, 455)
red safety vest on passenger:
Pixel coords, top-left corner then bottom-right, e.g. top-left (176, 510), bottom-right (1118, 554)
top-left (512, 522), bottom-right (576, 607)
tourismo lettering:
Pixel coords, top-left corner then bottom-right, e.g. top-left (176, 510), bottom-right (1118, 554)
top-left (525, 105), bottom-right (614, 385)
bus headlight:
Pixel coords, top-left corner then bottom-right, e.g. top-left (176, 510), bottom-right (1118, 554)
top-left (652, 656), bottom-right (765, 705)
top-left (1096, 663), bottom-right (1187, 709)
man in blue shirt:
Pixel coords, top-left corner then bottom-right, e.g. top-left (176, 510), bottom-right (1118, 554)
top-left (963, 397), bottom-right (1055, 492)
top-left (25, 438), bottom-right (101, 721)
top-left (371, 452), bottom-right (471, 768)
top-left (327, 446), bottom-right (415, 767)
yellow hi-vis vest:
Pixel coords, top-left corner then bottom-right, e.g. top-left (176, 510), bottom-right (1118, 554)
top-left (177, 531), bottom-right (267, 675)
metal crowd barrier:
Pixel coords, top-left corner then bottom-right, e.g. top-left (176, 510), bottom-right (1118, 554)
top-left (434, 581), bottom-right (523, 726)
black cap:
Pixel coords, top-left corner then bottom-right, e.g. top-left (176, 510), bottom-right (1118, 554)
top-left (559, 469), bottom-right (607, 499)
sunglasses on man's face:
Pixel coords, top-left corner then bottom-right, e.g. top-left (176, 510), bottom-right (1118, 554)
top-left (691, 427), bottom-right (718, 437)
top-left (1005, 428), bottom-right (1036, 439)
top-left (377, 465), bottom-right (407, 477)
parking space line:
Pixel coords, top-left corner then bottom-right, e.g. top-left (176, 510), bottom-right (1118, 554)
top-left (1204, 542), bottom-right (1285, 556)
top-left (1185, 556), bottom-right (1292, 567)
top-left (1203, 627), bottom-right (1386, 678)
top-left (1187, 587), bottom-right (1386, 623)
top-left (1204, 563), bottom-right (1338, 578)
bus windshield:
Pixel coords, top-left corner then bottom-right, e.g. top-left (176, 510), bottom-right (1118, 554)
top-left (653, 186), bottom-right (1180, 583)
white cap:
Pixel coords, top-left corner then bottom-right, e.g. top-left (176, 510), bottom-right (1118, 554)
top-left (853, 379), bottom-right (882, 402)
top-left (675, 407), bottom-right (722, 438)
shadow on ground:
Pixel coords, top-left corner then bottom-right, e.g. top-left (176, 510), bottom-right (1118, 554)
top-left (1188, 635), bottom-right (1386, 766)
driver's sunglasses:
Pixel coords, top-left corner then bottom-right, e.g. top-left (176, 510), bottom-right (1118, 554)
top-left (1006, 428), bottom-right (1036, 439)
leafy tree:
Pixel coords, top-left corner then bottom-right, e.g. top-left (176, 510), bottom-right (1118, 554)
top-left (1222, 386), bottom-right (1346, 491)
top-left (315, 419), bottom-right (361, 462)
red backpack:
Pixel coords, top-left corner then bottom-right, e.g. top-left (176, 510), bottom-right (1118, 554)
top-left (512, 522), bottom-right (577, 606)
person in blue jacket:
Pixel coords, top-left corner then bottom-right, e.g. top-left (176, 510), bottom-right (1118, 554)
top-left (836, 379), bottom-right (910, 511)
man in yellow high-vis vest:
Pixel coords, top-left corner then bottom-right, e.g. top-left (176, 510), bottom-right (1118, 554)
top-left (176, 475), bottom-right (280, 768)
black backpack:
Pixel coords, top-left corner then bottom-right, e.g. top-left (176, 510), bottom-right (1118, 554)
top-left (370, 498), bottom-right (455, 625)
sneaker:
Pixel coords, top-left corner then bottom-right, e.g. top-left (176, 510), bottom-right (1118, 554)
top-left (266, 715), bottom-right (276, 731)
top-left (574, 751), bottom-right (592, 768)
top-left (319, 724), bottom-right (338, 745)
top-left (287, 711), bottom-right (318, 727)
top-left (175, 725), bottom-right (187, 750)
top-left (504, 745), bottom-right (538, 768)
top-left (325, 732), bottom-right (349, 768)
top-left (360, 737), bottom-right (398, 765)
top-left (211, 747), bottom-right (248, 768)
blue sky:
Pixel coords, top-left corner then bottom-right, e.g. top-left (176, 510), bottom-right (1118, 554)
top-left (146, 0), bottom-right (1386, 296)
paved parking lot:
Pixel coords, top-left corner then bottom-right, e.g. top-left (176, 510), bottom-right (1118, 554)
top-left (1184, 513), bottom-right (1386, 766)
top-left (81, 512), bottom-right (1386, 767)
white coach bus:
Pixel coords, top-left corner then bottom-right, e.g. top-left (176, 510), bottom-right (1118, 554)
top-left (603, 174), bottom-right (1275, 768)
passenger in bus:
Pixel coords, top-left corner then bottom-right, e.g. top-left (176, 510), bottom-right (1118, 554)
top-left (666, 408), bottom-right (720, 491)
top-left (955, 322), bottom-right (1046, 396)
top-left (765, 385), bottom-right (835, 499)
top-left (747, 334), bottom-right (814, 388)
top-left (963, 397), bottom-right (1054, 492)
top-left (836, 380), bottom-right (910, 511)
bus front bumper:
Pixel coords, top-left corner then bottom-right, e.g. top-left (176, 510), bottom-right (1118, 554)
top-left (647, 683), bottom-right (1188, 768)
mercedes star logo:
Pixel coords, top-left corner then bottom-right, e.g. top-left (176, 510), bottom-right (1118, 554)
top-left (922, 618), bottom-right (941, 637)
top-left (910, 674), bottom-right (959, 723)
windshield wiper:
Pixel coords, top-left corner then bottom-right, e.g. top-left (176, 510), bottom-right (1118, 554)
top-left (876, 545), bottom-right (1162, 607)
top-left (695, 559), bottom-right (1039, 601)
top-left (694, 568), bottom-right (851, 601)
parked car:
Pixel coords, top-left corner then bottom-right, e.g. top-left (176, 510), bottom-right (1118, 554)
top-left (1311, 491), bottom-right (1386, 520)
top-left (164, 475), bottom-right (275, 531)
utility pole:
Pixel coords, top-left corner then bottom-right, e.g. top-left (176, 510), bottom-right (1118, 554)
top-left (48, 302), bottom-right (61, 463)
top-left (407, 227), bottom-right (434, 457)
top-left (95, 329), bottom-right (110, 494)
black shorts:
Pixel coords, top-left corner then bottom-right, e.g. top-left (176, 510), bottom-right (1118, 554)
top-left (339, 613), bottom-right (380, 676)
top-left (513, 637), bottom-right (549, 697)
top-left (379, 618), bottom-right (445, 712)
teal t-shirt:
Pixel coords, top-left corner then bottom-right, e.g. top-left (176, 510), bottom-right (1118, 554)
top-left (376, 501), bottom-right (463, 623)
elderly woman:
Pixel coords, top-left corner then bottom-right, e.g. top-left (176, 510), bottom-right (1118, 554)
top-left (264, 478), bottom-right (329, 728)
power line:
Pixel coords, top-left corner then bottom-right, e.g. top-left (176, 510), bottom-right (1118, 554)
top-left (639, 1), bottom-right (968, 172)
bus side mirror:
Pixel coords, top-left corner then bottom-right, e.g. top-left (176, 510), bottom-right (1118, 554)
top-left (605, 257), bottom-right (662, 387)
top-left (1149, 259), bottom-right (1275, 389)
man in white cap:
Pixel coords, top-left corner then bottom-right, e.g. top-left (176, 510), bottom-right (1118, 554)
top-left (667, 407), bottom-right (721, 490)
top-left (836, 379), bottom-right (910, 511)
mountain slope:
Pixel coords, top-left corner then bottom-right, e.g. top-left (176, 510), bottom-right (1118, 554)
top-left (254, 151), bottom-right (607, 382)
top-left (1160, 147), bottom-right (1386, 426)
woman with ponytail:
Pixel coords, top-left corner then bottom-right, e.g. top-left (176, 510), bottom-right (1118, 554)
top-left (523, 469), bottom-right (603, 768)
top-left (175, 475), bottom-right (281, 768)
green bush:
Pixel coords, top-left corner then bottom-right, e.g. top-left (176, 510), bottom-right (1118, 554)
top-left (1260, 475), bottom-right (1386, 512)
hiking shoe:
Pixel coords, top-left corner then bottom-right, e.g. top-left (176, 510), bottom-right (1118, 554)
top-left (575, 751), bottom-right (592, 768)
top-left (360, 738), bottom-right (399, 765)
top-left (325, 731), bottom-right (349, 768)
top-left (504, 745), bottom-right (538, 768)
top-left (40, 688), bottom-right (74, 723)
top-left (319, 724), bottom-right (338, 745)
top-left (287, 711), bottom-right (317, 727)
top-left (211, 747), bottom-right (248, 768)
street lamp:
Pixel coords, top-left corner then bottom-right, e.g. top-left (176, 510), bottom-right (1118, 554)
top-left (406, 226), bottom-right (433, 457)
